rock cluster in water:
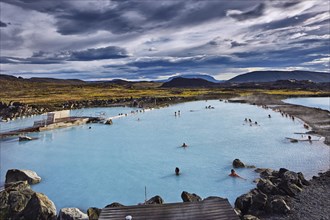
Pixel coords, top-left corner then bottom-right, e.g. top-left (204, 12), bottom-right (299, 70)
top-left (234, 168), bottom-right (311, 220)
top-left (1, 169), bottom-right (89, 220)
top-left (5, 169), bottom-right (42, 185)
top-left (0, 180), bottom-right (57, 220)
top-left (233, 158), bottom-right (256, 169)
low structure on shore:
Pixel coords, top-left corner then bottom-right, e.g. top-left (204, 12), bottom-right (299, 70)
top-left (99, 197), bottom-right (238, 220)
top-left (0, 110), bottom-right (103, 139)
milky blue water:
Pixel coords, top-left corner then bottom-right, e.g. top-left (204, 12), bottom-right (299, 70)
top-left (283, 97), bottom-right (330, 111)
top-left (1, 100), bottom-right (329, 212)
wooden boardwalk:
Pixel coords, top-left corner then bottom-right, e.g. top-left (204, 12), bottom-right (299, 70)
top-left (99, 197), bottom-right (239, 220)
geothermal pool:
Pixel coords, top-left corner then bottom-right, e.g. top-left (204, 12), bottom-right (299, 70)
top-left (1, 100), bottom-right (329, 211)
top-left (283, 97), bottom-right (330, 111)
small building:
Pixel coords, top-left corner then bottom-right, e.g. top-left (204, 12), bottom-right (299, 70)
top-left (34, 110), bottom-right (70, 127)
top-left (46, 110), bottom-right (70, 123)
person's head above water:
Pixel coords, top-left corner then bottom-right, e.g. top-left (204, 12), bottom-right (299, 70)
top-left (175, 167), bottom-right (180, 175)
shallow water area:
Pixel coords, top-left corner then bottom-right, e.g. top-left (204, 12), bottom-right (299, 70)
top-left (1, 101), bottom-right (329, 211)
top-left (283, 97), bottom-right (330, 111)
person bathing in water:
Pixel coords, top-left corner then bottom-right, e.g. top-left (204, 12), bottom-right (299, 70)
top-left (175, 167), bottom-right (180, 175)
top-left (182, 143), bottom-right (188, 147)
top-left (229, 169), bottom-right (246, 180)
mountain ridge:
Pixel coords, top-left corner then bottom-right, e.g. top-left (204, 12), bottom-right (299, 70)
top-left (228, 70), bottom-right (330, 83)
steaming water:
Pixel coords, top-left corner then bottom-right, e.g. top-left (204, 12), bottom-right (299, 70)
top-left (283, 97), bottom-right (330, 111)
top-left (1, 100), bottom-right (329, 211)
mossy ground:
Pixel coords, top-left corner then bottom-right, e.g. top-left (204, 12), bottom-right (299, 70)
top-left (0, 80), bottom-right (328, 107)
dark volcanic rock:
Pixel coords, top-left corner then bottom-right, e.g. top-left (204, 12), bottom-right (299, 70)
top-left (249, 189), bottom-right (268, 215)
top-left (6, 169), bottom-right (41, 185)
top-left (233, 159), bottom-right (245, 168)
top-left (278, 181), bottom-right (302, 197)
top-left (104, 202), bottom-right (124, 208)
top-left (262, 170), bottom-right (330, 220)
top-left (235, 191), bottom-right (252, 214)
top-left (20, 192), bottom-right (57, 220)
top-left (297, 172), bottom-right (310, 186)
top-left (235, 168), bottom-right (317, 219)
top-left (1, 177), bottom-right (57, 220)
top-left (268, 197), bottom-right (291, 214)
top-left (181, 191), bottom-right (202, 202)
top-left (87, 207), bottom-right (101, 220)
top-left (145, 195), bottom-right (164, 204)
top-left (257, 178), bottom-right (279, 195)
top-left (0, 101), bottom-right (48, 121)
top-left (0, 181), bottom-right (34, 219)
top-left (259, 169), bottom-right (274, 179)
top-left (235, 189), bottom-right (268, 215)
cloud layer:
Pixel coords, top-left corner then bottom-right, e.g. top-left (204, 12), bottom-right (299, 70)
top-left (0, 0), bottom-right (329, 80)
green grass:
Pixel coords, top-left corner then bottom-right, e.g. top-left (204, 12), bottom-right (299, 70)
top-left (0, 80), bottom-right (329, 107)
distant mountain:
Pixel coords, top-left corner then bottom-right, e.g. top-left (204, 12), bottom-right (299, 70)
top-left (0, 74), bottom-right (85, 84)
top-left (0, 74), bottom-right (18, 80)
top-left (29, 77), bottom-right (85, 84)
top-left (161, 74), bottom-right (223, 83)
top-left (228, 70), bottom-right (330, 83)
top-left (161, 77), bottom-right (218, 88)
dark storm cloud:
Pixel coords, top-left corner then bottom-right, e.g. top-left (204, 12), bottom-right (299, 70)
top-left (271, 0), bottom-right (301, 8)
top-left (289, 38), bottom-right (330, 46)
top-left (231, 41), bottom-right (247, 48)
top-left (0, 46), bottom-right (129, 64)
top-left (55, 9), bottom-right (139, 35)
top-left (107, 56), bottom-right (233, 69)
top-left (103, 41), bottom-right (330, 78)
top-left (2, 0), bottom-right (261, 35)
top-left (0, 56), bottom-right (63, 64)
top-left (1, 0), bottom-right (329, 80)
top-left (232, 45), bottom-right (330, 68)
top-left (70, 46), bottom-right (129, 61)
top-left (102, 55), bottom-right (234, 78)
top-left (0, 21), bottom-right (7, 27)
top-left (2, 0), bottom-right (182, 35)
top-left (227, 3), bottom-right (265, 21)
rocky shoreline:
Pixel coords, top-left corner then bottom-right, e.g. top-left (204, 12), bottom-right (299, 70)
top-left (2, 94), bottom-right (328, 146)
top-left (0, 169), bottom-right (221, 220)
top-left (229, 94), bottom-right (330, 220)
top-left (231, 93), bottom-right (330, 146)
top-left (1, 94), bottom-right (329, 219)
top-left (0, 96), bottom-right (196, 122)
top-left (260, 170), bottom-right (330, 220)
top-left (2, 166), bottom-right (329, 220)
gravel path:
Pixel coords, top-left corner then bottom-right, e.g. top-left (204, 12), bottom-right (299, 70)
top-left (261, 171), bottom-right (330, 220)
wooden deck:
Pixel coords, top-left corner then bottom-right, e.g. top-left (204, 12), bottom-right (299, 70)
top-left (99, 197), bottom-right (239, 220)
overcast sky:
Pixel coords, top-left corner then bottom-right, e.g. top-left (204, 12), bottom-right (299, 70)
top-left (0, 0), bottom-right (329, 81)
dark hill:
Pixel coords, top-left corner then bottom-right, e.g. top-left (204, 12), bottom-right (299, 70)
top-left (29, 77), bottom-right (85, 84)
top-left (164, 74), bottom-right (222, 83)
top-left (161, 77), bottom-right (218, 88)
top-left (0, 74), bottom-right (85, 84)
top-left (228, 70), bottom-right (330, 83)
top-left (0, 74), bottom-right (19, 81)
